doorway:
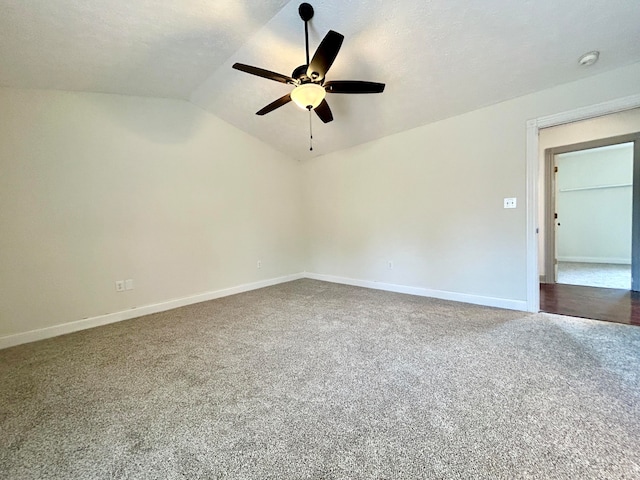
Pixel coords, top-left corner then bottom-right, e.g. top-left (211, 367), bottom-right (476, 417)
top-left (545, 140), bottom-right (635, 289)
top-left (539, 133), bottom-right (640, 324)
top-left (525, 100), bottom-right (640, 316)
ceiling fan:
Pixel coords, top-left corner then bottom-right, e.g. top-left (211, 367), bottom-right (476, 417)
top-left (232, 2), bottom-right (385, 128)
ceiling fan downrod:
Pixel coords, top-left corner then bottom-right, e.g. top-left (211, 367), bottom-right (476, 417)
top-left (298, 3), bottom-right (314, 66)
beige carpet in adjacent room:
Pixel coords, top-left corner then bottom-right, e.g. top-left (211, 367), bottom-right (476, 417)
top-left (557, 261), bottom-right (631, 289)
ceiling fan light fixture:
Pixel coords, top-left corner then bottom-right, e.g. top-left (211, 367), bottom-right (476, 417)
top-left (290, 83), bottom-right (326, 110)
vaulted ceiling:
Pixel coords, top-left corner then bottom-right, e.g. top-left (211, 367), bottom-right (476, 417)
top-left (2, 0), bottom-right (639, 159)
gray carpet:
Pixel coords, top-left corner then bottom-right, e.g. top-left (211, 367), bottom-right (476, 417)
top-left (1, 279), bottom-right (639, 479)
top-left (557, 262), bottom-right (631, 289)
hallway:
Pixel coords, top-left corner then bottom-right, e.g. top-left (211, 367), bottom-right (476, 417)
top-left (540, 283), bottom-right (640, 326)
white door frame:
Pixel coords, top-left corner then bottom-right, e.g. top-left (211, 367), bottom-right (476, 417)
top-left (525, 94), bottom-right (640, 312)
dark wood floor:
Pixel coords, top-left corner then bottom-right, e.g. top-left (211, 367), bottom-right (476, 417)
top-left (540, 283), bottom-right (640, 326)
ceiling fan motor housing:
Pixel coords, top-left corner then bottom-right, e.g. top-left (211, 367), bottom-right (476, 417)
top-left (292, 64), bottom-right (321, 84)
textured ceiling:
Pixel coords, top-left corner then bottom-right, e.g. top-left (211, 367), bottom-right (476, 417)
top-left (1, 0), bottom-right (640, 159)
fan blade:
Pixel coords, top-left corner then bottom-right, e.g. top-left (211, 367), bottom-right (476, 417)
top-left (307, 30), bottom-right (344, 81)
top-left (325, 81), bottom-right (386, 94)
top-left (233, 63), bottom-right (294, 84)
top-left (256, 93), bottom-right (292, 116)
top-left (314, 99), bottom-right (333, 123)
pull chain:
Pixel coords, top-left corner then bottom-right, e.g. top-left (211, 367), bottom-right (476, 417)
top-left (308, 107), bottom-right (313, 151)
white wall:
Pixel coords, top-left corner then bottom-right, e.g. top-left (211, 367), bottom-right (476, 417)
top-left (0, 88), bottom-right (303, 340)
top-left (555, 145), bottom-right (633, 264)
top-left (538, 108), bottom-right (640, 274)
top-left (301, 62), bottom-right (640, 307)
top-left (3, 62), bottom-right (640, 345)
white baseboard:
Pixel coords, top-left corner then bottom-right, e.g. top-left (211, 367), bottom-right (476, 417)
top-left (557, 256), bottom-right (630, 265)
top-left (1, 271), bottom-right (530, 350)
top-left (0, 273), bottom-right (304, 350)
top-left (304, 272), bottom-right (528, 311)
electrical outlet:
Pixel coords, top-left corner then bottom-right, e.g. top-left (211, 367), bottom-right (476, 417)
top-left (503, 197), bottom-right (517, 209)
top-left (257, 260), bottom-right (262, 269)
top-left (388, 261), bottom-right (394, 269)
top-left (125, 279), bottom-right (134, 291)
top-left (115, 280), bottom-right (125, 292)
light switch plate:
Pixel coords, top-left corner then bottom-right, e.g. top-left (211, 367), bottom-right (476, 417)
top-left (504, 197), bottom-right (517, 209)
